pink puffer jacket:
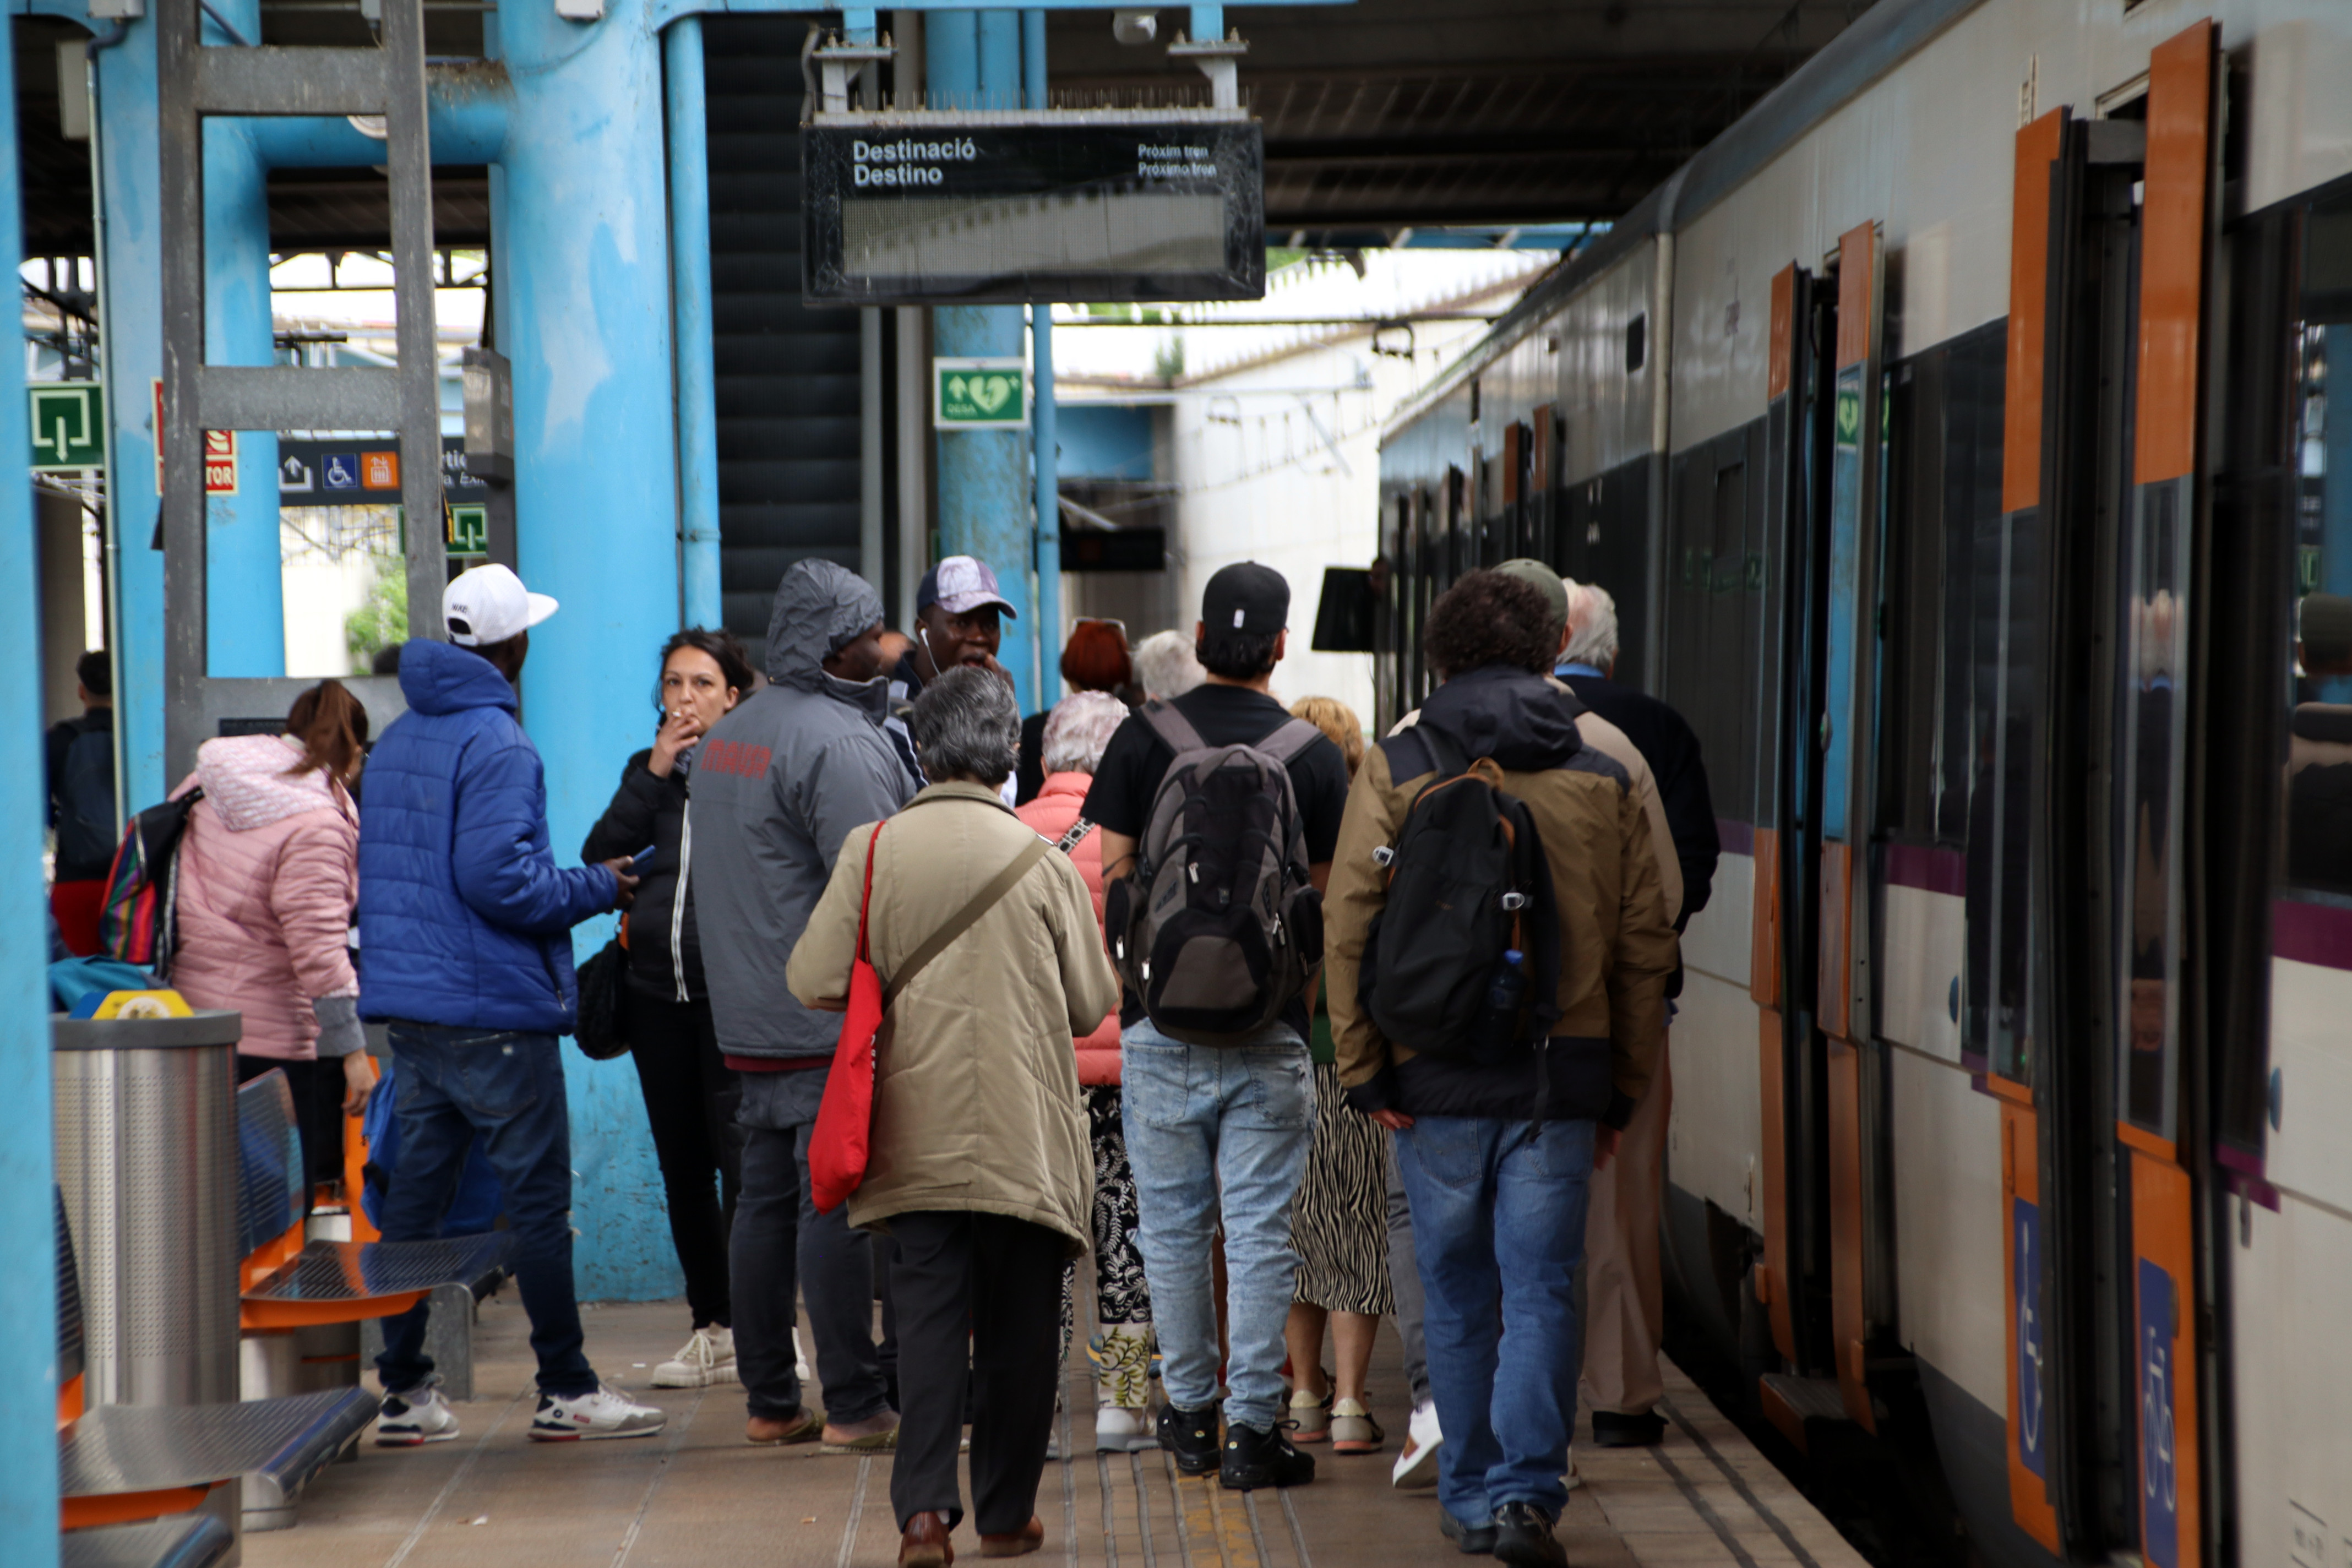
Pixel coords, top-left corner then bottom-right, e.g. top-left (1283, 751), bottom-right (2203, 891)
top-left (1015, 772), bottom-right (1121, 1085)
top-left (170, 735), bottom-right (358, 1061)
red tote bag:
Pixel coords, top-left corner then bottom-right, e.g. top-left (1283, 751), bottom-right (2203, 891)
top-left (808, 824), bottom-right (886, 1214)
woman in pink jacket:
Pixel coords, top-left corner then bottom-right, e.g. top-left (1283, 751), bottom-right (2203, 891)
top-left (1014, 689), bottom-right (1157, 1452)
top-left (172, 680), bottom-right (374, 1199)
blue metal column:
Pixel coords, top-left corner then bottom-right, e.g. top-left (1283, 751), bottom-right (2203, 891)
top-left (201, 0), bottom-right (284, 678)
top-left (1023, 9), bottom-right (1060, 706)
top-left (665, 17), bottom-right (722, 631)
top-left (92, 15), bottom-right (170, 808)
top-left (928, 12), bottom-right (1037, 711)
top-left (0, 17), bottom-right (62, 1565)
top-left (494, 0), bottom-right (684, 1301)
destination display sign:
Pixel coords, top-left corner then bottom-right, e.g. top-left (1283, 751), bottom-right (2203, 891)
top-left (803, 116), bottom-right (1264, 306)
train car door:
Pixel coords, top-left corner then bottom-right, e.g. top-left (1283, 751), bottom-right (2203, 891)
top-left (1989, 21), bottom-right (2215, 1566)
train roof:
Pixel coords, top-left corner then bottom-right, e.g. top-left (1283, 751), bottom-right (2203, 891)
top-left (1380, 0), bottom-right (1987, 447)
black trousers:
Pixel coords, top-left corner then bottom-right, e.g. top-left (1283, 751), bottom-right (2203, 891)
top-left (890, 1210), bottom-right (1066, 1535)
top-left (625, 987), bottom-right (743, 1328)
top-left (237, 1053), bottom-right (346, 1201)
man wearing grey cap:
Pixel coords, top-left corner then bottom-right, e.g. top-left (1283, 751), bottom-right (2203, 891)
top-left (692, 558), bottom-right (914, 1451)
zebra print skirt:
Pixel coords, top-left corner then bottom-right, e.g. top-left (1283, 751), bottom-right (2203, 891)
top-left (1290, 1059), bottom-right (1395, 1316)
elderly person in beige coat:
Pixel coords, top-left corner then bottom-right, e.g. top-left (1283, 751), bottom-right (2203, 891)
top-left (788, 665), bottom-right (1122, 1568)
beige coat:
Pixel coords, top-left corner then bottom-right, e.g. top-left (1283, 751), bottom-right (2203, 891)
top-left (785, 781), bottom-right (1123, 1253)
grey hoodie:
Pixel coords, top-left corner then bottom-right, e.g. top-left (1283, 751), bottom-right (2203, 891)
top-left (690, 560), bottom-right (914, 1060)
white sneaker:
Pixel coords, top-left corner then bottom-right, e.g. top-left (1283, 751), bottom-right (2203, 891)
top-left (1392, 1399), bottom-right (1441, 1490)
top-left (652, 1325), bottom-right (739, 1389)
top-left (376, 1382), bottom-right (460, 1446)
top-left (1096, 1406), bottom-right (1158, 1453)
top-left (530, 1384), bottom-right (667, 1441)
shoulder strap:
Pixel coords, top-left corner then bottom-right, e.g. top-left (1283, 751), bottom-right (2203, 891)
top-left (884, 836), bottom-right (1052, 1006)
top-left (853, 821), bottom-right (883, 963)
top-left (1251, 717), bottom-right (1324, 766)
top-left (1140, 699), bottom-right (1208, 757)
top-left (1054, 817), bottom-right (1096, 855)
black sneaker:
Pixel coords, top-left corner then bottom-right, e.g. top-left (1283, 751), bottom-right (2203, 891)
top-left (1158, 1401), bottom-right (1222, 1475)
top-left (1591, 1409), bottom-right (1667, 1447)
top-left (1493, 1503), bottom-right (1565, 1568)
top-left (1438, 1510), bottom-right (1497, 1554)
top-left (1219, 1420), bottom-right (1315, 1490)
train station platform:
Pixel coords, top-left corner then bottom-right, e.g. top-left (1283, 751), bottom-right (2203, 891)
top-left (248, 1294), bottom-right (1866, 1568)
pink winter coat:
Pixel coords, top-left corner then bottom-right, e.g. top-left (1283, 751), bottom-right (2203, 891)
top-left (170, 735), bottom-right (359, 1061)
top-left (1015, 771), bottom-right (1122, 1085)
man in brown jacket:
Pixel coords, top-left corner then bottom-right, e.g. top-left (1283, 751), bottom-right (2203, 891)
top-left (1325, 570), bottom-right (1678, 1568)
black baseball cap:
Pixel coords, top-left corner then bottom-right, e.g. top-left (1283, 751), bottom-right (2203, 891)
top-left (1200, 562), bottom-right (1289, 658)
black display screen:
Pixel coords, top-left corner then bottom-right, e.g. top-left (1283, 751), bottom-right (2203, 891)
top-left (803, 117), bottom-right (1265, 305)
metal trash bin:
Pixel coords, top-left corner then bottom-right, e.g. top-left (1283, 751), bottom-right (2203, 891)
top-left (53, 1009), bottom-right (245, 1554)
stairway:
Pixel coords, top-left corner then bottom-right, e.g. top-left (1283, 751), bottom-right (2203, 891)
top-left (703, 17), bottom-right (864, 659)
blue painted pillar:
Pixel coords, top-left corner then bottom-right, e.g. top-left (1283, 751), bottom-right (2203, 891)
top-left (1023, 10), bottom-right (1060, 706)
top-left (665, 17), bottom-right (722, 632)
top-left (495, 0), bottom-right (685, 1302)
top-left (93, 17), bottom-right (169, 810)
top-left (202, 0), bottom-right (284, 678)
top-left (0, 18), bottom-right (62, 1567)
top-left (929, 13), bottom-right (1037, 712)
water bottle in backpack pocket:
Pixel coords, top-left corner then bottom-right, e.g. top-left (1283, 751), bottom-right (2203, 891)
top-left (1358, 724), bottom-right (1561, 1066)
top-left (1106, 701), bottom-right (1324, 1046)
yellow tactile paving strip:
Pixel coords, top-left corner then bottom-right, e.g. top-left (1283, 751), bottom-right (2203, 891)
top-left (242, 1293), bottom-right (1870, 1568)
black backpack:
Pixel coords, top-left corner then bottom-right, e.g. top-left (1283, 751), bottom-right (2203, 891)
top-left (1359, 724), bottom-right (1561, 1065)
top-left (1106, 701), bottom-right (1324, 1046)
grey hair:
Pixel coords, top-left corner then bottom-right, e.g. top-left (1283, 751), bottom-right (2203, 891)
top-left (1132, 629), bottom-right (1206, 701)
top-left (1560, 580), bottom-right (1621, 669)
top-left (1042, 690), bottom-right (1129, 776)
top-left (910, 665), bottom-right (1021, 786)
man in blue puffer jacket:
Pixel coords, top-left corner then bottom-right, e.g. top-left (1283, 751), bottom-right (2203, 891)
top-left (358, 563), bottom-right (665, 1445)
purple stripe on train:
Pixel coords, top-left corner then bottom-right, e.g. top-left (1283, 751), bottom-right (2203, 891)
top-left (1884, 842), bottom-right (1966, 897)
top-left (2273, 898), bottom-right (2352, 971)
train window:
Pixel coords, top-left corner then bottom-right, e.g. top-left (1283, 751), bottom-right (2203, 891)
top-left (2285, 201), bottom-right (2352, 898)
top-left (1876, 322), bottom-right (2005, 850)
top-left (1626, 313), bottom-right (1646, 374)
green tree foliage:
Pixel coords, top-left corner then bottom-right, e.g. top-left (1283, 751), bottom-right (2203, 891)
top-left (345, 556), bottom-right (408, 674)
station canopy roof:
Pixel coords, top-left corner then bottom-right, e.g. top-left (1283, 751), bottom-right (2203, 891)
top-left (13, 0), bottom-right (1871, 259)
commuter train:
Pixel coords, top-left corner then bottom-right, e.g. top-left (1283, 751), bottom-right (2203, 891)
top-left (1373, 1), bottom-right (2352, 1563)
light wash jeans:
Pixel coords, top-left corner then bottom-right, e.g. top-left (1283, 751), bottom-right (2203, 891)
top-left (1395, 1114), bottom-right (1596, 1525)
top-left (1119, 1019), bottom-right (1313, 1431)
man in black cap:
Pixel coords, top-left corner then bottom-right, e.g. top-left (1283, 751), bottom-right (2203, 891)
top-left (1084, 562), bottom-right (1352, 1491)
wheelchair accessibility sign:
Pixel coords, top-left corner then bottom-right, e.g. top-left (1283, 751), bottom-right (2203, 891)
top-left (2138, 1257), bottom-right (2178, 1568)
top-left (2014, 1197), bottom-right (2045, 1479)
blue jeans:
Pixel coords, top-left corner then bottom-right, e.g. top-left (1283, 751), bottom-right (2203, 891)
top-left (1119, 1020), bottom-right (1313, 1431)
top-left (375, 1024), bottom-right (596, 1399)
top-left (1395, 1115), bottom-right (1596, 1524)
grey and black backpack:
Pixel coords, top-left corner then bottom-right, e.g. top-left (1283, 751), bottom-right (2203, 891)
top-left (1106, 701), bottom-right (1324, 1045)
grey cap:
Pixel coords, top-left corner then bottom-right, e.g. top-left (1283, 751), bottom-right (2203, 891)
top-left (1494, 558), bottom-right (1570, 649)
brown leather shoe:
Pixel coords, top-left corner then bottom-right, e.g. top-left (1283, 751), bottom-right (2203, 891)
top-left (745, 1407), bottom-right (824, 1446)
top-left (979, 1517), bottom-right (1044, 1559)
top-left (899, 1510), bottom-right (954, 1568)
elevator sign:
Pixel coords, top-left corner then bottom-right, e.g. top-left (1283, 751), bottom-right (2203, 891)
top-left (803, 113), bottom-right (1264, 305)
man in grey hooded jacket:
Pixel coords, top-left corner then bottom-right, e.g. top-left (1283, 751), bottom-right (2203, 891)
top-left (693, 559), bottom-right (912, 1449)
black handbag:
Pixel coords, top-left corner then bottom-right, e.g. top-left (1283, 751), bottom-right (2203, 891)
top-left (573, 937), bottom-right (631, 1061)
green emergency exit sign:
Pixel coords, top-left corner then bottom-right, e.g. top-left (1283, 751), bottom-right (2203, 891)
top-left (934, 358), bottom-right (1028, 429)
top-left (448, 503), bottom-right (489, 557)
top-left (29, 381), bottom-right (104, 470)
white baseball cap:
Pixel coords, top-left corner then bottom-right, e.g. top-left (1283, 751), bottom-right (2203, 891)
top-left (443, 563), bottom-right (559, 646)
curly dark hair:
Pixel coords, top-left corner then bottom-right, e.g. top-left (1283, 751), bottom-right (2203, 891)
top-left (653, 627), bottom-right (756, 712)
top-left (1424, 570), bottom-right (1558, 679)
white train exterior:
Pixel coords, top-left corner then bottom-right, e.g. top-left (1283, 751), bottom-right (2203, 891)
top-left (1374, 3), bottom-right (2352, 1565)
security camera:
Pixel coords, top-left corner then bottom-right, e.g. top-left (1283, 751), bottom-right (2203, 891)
top-left (1113, 9), bottom-right (1157, 45)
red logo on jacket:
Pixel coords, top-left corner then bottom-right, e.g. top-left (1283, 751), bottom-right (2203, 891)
top-left (701, 738), bottom-right (772, 778)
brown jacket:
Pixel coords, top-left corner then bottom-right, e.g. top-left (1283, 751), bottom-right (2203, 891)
top-left (785, 781), bottom-right (1123, 1253)
top-left (1327, 666), bottom-right (1677, 1126)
